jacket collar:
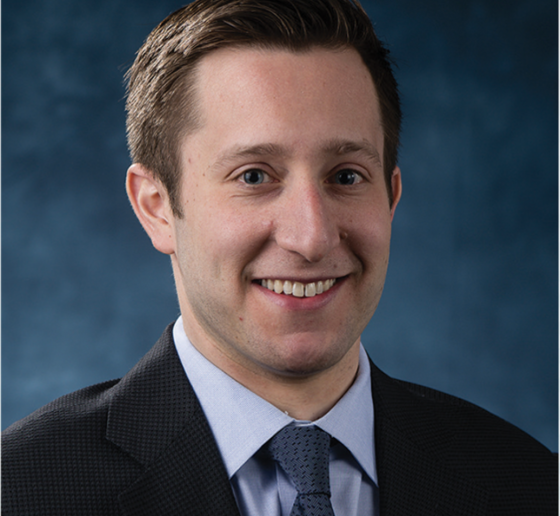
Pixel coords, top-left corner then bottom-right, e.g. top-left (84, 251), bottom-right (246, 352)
top-left (105, 324), bottom-right (241, 516)
top-left (370, 359), bottom-right (489, 516)
top-left (103, 323), bottom-right (488, 515)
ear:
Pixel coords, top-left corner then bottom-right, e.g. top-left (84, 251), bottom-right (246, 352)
top-left (390, 166), bottom-right (402, 221)
top-left (126, 163), bottom-right (176, 255)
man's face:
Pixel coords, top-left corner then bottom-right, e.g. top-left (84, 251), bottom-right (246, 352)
top-left (170, 46), bottom-right (400, 381)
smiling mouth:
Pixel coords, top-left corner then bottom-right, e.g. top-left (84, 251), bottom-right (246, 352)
top-left (258, 278), bottom-right (338, 298)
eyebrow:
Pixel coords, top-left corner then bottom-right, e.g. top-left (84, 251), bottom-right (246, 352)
top-left (213, 138), bottom-right (382, 169)
top-left (214, 143), bottom-right (288, 167)
top-left (321, 138), bottom-right (382, 167)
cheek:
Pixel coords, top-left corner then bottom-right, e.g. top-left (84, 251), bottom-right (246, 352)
top-left (181, 203), bottom-right (273, 280)
top-left (346, 205), bottom-right (392, 253)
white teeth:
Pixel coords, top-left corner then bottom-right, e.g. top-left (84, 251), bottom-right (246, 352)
top-left (260, 278), bottom-right (337, 297)
top-left (305, 283), bottom-right (316, 297)
top-left (292, 282), bottom-right (304, 297)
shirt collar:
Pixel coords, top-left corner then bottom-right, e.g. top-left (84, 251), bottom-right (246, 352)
top-left (173, 316), bottom-right (377, 485)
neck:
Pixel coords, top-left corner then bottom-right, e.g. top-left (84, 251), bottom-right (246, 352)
top-left (179, 315), bottom-right (361, 422)
top-left (201, 339), bottom-right (361, 421)
top-left (254, 358), bottom-right (360, 421)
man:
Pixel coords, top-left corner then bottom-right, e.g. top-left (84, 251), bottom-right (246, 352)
top-left (3, 0), bottom-right (556, 515)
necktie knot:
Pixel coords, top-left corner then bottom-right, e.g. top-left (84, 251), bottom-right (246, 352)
top-left (268, 424), bottom-right (335, 516)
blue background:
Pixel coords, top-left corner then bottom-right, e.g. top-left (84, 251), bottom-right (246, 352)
top-left (3, 0), bottom-right (558, 451)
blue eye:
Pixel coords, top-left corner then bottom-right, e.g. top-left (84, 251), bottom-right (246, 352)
top-left (242, 169), bottom-right (267, 185)
top-left (334, 169), bottom-right (362, 185)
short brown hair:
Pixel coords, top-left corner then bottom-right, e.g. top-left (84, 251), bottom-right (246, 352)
top-left (126, 0), bottom-right (401, 216)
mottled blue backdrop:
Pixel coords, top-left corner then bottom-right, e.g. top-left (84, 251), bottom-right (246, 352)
top-left (3, 0), bottom-right (557, 451)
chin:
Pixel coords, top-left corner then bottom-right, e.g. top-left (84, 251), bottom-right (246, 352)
top-left (263, 341), bottom-right (346, 378)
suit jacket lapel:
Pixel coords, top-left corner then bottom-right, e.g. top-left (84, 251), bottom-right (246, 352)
top-left (103, 324), bottom-right (489, 515)
top-left (105, 324), bottom-right (241, 516)
top-left (370, 360), bottom-right (489, 516)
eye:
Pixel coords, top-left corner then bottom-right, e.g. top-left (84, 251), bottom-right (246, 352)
top-left (240, 168), bottom-right (271, 185)
top-left (332, 168), bottom-right (363, 185)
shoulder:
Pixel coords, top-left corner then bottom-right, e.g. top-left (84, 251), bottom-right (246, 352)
top-left (395, 376), bottom-right (554, 460)
top-left (370, 358), bottom-right (554, 456)
top-left (371, 362), bottom-right (557, 513)
top-left (2, 324), bottom-right (182, 515)
top-left (2, 378), bottom-right (144, 515)
top-left (3, 378), bottom-right (120, 450)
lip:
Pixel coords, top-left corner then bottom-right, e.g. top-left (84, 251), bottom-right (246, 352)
top-left (255, 275), bottom-right (339, 282)
top-left (253, 275), bottom-right (347, 311)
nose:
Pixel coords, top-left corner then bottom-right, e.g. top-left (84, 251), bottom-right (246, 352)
top-left (274, 181), bottom-right (341, 263)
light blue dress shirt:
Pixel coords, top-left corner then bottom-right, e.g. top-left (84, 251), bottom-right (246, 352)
top-left (173, 317), bottom-right (379, 515)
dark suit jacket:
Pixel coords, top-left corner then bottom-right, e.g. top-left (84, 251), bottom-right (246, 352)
top-left (3, 324), bottom-right (557, 515)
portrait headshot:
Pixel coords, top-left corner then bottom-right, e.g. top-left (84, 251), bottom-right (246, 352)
top-left (3, 0), bottom-right (557, 514)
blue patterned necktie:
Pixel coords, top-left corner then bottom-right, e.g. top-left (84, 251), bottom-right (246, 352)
top-left (268, 424), bottom-right (336, 516)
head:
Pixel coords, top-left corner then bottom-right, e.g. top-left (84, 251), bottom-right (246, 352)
top-left (125, 0), bottom-right (401, 216)
top-left (125, 1), bottom-right (403, 412)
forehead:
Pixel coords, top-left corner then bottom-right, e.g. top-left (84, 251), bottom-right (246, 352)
top-left (185, 46), bottom-right (383, 161)
top-left (195, 45), bottom-right (377, 107)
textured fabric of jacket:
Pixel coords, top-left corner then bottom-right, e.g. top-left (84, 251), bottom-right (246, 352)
top-left (3, 324), bottom-right (557, 515)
